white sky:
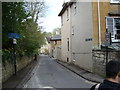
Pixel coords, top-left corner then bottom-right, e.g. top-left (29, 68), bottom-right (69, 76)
top-left (39, 0), bottom-right (64, 32)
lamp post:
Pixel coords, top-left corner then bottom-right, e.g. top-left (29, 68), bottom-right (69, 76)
top-left (13, 38), bottom-right (17, 75)
top-left (8, 33), bottom-right (20, 75)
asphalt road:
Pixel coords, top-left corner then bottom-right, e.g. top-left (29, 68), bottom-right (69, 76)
top-left (23, 55), bottom-right (95, 89)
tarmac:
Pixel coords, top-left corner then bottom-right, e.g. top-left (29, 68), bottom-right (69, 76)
top-left (2, 55), bottom-right (104, 89)
top-left (55, 59), bottom-right (104, 83)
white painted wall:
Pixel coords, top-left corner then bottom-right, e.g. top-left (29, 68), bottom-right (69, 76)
top-left (60, 2), bottom-right (93, 72)
top-left (70, 2), bottom-right (93, 72)
top-left (61, 7), bottom-right (71, 62)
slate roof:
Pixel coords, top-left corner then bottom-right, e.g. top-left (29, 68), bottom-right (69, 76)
top-left (50, 35), bottom-right (61, 41)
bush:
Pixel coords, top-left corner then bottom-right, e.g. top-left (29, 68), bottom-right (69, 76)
top-left (2, 49), bottom-right (13, 64)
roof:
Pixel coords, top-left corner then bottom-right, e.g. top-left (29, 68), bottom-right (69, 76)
top-left (58, 2), bottom-right (74, 16)
top-left (46, 37), bottom-right (51, 43)
top-left (50, 35), bottom-right (61, 41)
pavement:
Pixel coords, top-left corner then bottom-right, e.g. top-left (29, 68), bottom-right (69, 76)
top-left (2, 59), bottom-right (38, 89)
top-left (55, 59), bottom-right (104, 83)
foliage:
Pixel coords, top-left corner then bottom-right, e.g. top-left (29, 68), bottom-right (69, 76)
top-left (2, 2), bottom-right (27, 49)
top-left (2, 2), bottom-right (46, 62)
top-left (43, 31), bottom-right (52, 37)
top-left (24, 1), bottom-right (47, 23)
top-left (2, 49), bottom-right (13, 63)
top-left (44, 48), bottom-right (49, 55)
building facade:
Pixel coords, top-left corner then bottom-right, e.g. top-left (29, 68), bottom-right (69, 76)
top-left (92, 0), bottom-right (120, 49)
top-left (59, 2), bottom-right (72, 62)
top-left (58, 0), bottom-right (120, 72)
top-left (49, 35), bottom-right (61, 60)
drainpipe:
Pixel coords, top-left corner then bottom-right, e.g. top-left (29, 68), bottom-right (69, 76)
top-left (97, 0), bottom-right (101, 49)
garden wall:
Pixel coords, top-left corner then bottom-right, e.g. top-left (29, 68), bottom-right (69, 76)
top-left (2, 56), bottom-right (34, 83)
top-left (93, 50), bottom-right (120, 77)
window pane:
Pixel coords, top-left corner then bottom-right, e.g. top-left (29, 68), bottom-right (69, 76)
top-left (114, 18), bottom-right (120, 29)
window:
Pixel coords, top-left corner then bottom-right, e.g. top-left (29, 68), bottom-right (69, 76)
top-left (67, 38), bottom-right (69, 51)
top-left (72, 26), bottom-right (74, 35)
top-left (114, 18), bottom-right (120, 39)
top-left (106, 17), bottom-right (120, 42)
top-left (61, 16), bottom-right (63, 26)
top-left (54, 41), bottom-right (57, 45)
top-left (67, 9), bottom-right (69, 21)
top-left (74, 2), bottom-right (77, 15)
top-left (110, 0), bottom-right (120, 4)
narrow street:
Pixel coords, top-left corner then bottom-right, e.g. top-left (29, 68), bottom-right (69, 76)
top-left (23, 55), bottom-right (94, 88)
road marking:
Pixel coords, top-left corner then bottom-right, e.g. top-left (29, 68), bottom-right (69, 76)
top-left (23, 84), bottom-right (28, 88)
top-left (43, 86), bottom-right (54, 88)
top-left (85, 80), bottom-right (96, 85)
top-left (42, 86), bottom-right (57, 90)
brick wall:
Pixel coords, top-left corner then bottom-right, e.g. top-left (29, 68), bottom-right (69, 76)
top-left (93, 50), bottom-right (120, 77)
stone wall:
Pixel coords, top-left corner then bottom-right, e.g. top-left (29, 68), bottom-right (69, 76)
top-left (2, 61), bottom-right (14, 82)
top-left (92, 50), bottom-right (120, 77)
top-left (2, 56), bottom-right (33, 83)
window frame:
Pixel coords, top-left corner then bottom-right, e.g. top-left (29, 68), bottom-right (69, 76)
top-left (110, 0), bottom-right (120, 4)
top-left (106, 16), bottom-right (120, 43)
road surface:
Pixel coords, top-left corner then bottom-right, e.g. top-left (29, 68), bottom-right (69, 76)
top-left (23, 55), bottom-right (95, 89)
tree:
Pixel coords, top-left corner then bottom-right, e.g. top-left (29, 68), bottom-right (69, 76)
top-left (2, 2), bottom-right (27, 49)
top-left (24, 1), bottom-right (46, 23)
top-left (2, 2), bottom-right (46, 61)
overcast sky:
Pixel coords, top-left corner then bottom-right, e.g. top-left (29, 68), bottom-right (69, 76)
top-left (39, 0), bottom-right (64, 32)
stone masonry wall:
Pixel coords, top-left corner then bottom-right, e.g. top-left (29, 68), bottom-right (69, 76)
top-left (93, 50), bottom-right (120, 77)
top-left (2, 56), bottom-right (34, 83)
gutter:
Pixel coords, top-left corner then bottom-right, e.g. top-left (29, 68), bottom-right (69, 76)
top-left (58, 2), bottom-right (74, 16)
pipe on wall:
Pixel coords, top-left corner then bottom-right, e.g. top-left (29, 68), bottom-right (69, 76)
top-left (98, 0), bottom-right (101, 49)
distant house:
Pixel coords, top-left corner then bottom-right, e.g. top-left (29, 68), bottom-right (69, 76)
top-left (40, 37), bottom-right (51, 55)
top-left (58, 0), bottom-right (120, 72)
top-left (49, 35), bottom-right (61, 60)
top-left (46, 37), bottom-right (51, 54)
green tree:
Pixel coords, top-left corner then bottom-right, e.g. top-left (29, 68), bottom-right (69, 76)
top-left (2, 2), bottom-right (46, 62)
top-left (2, 2), bottom-right (27, 49)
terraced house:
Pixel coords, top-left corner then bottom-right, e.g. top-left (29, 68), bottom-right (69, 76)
top-left (58, 0), bottom-right (120, 75)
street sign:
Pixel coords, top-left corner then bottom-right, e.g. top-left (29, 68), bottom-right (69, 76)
top-left (8, 33), bottom-right (20, 39)
top-left (105, 32), bottom-right (111, 46)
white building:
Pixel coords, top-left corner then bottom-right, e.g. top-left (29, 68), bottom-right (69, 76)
top-left (58, 1), bottom-right (93, 72)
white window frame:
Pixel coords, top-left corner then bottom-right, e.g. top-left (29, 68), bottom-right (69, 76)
top-left (110, 0), bottom-right (120, 4)
top-left (106, 16), bottom-right (120, 43)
